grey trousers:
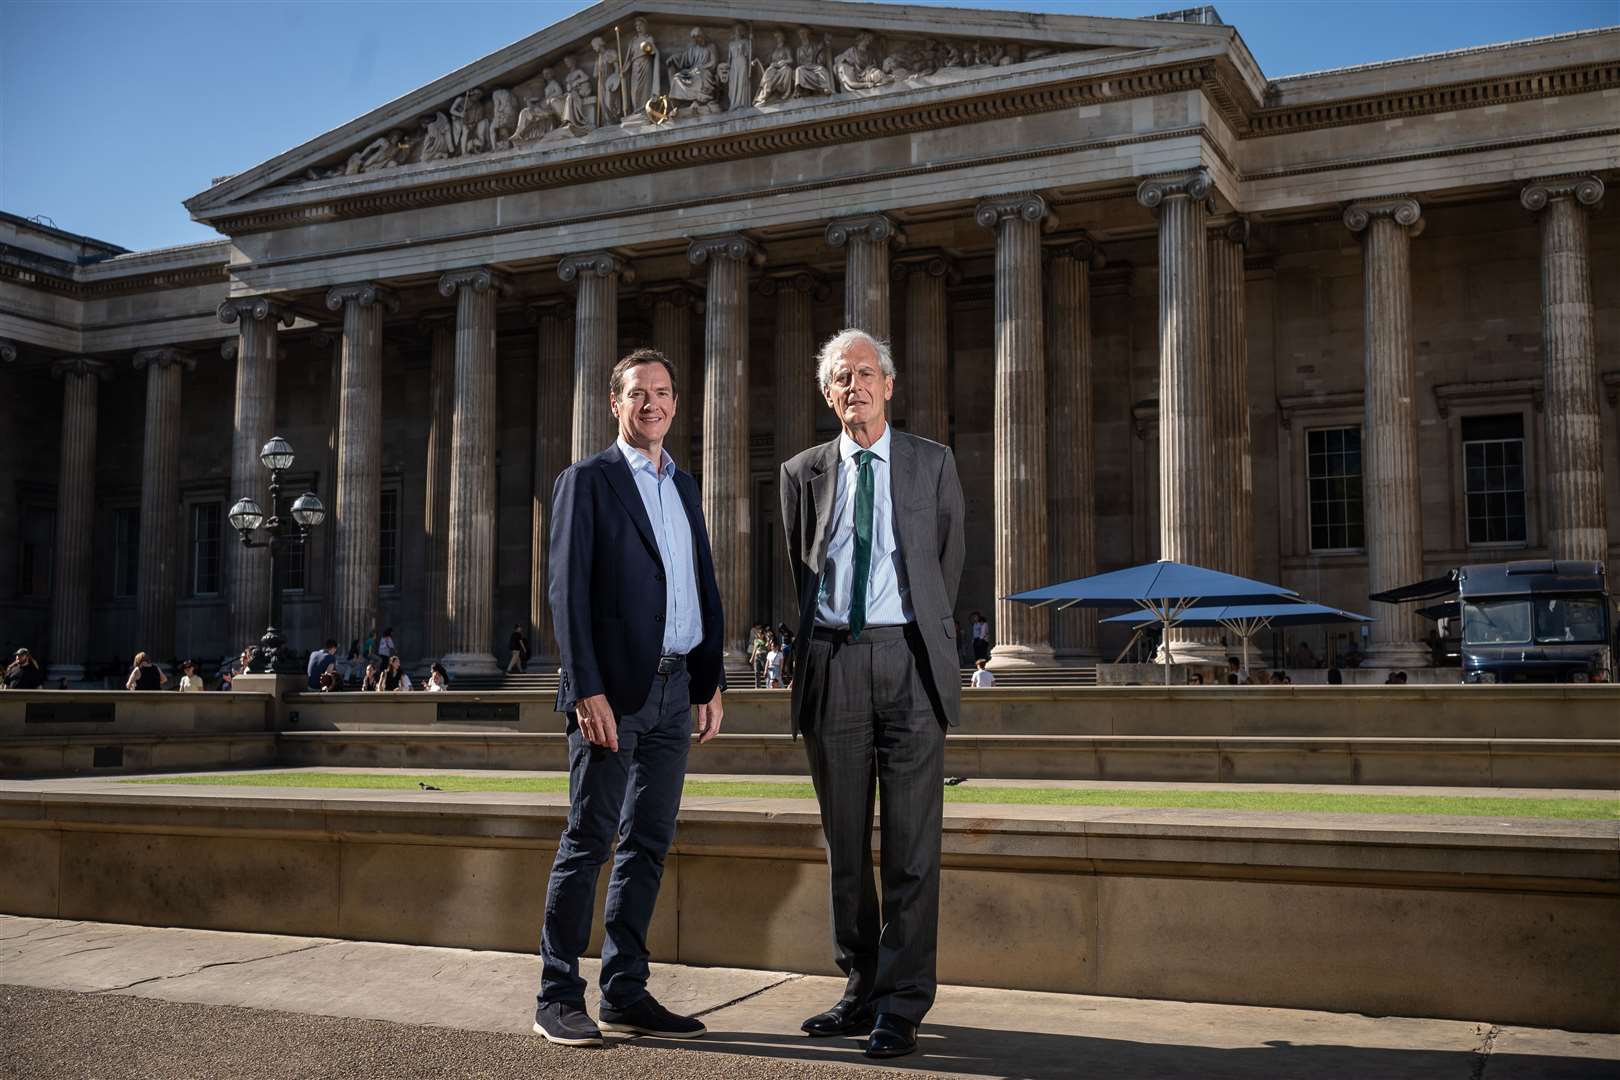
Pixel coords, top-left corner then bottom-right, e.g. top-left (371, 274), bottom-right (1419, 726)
top-left (799, 623), bottom-right (945, 1024)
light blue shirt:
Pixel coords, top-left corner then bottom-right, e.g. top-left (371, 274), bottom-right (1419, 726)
top-left (617, 438), bottom-right (704, 655)
top-left (816, 425), bottom-right (913, 629)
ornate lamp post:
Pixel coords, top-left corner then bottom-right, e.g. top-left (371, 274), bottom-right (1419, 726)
top-left (228, 436), bottom-right (325, 673)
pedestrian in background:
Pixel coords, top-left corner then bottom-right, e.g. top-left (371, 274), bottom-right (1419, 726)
top-left (307, 639), bottom-right (339, 690)
top-left (970, 611), bottom-right (990, 664)
top-left (178, 659), bottom-right (204, 692)
top-left (360, 662), bottom-right (380, 692)
top-left (377, 654), bottom-right (411, 691)
top-left (748, 624), bottom-right (768, 688)
top-left (4, 648), bottom-right (44, 689)
top-left (379, 628), bottom-right (397, 663)
top-left (765, 635), bottom-right (784, 688)
top-left (508, 624), bottom-right (531, 674)
top-left (426, 663), bottom-right (450, 692)
top-left (216, 670), bottom-right (234, 692)
top-left (125, 652), bottom-right (166, 691)
top-left (970, 659), bottom-right (995, 688)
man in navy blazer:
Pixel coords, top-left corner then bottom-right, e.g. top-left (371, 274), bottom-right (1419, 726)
top-left (533, 348), bottom-right (725, 1048)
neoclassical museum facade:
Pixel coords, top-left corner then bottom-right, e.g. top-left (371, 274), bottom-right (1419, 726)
top-left (1, 1), bottom-right (1616, 678)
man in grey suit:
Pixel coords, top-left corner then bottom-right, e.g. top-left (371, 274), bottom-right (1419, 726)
top-left (779, 328), bottom-right (965, 1060)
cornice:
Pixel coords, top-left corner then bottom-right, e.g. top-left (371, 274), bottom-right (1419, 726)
top-left (0, 257), bottom-right (228, 300)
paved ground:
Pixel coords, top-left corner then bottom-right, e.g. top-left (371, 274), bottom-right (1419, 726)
top-left (2, 917), bottom-right (1614, 1079)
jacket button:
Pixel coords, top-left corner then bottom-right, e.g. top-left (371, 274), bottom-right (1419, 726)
top-left (656, 572), bottom-right (666, 583)
top-left (655, 615), bottom-right (665, 623)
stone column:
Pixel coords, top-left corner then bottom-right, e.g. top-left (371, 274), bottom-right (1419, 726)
top-left (438, 267), bottom-right (512, 675)
top-left (1345, 198), bottom-right (1428, 669)
top-left (976, 193), bottom-right (1055, 668)
top-left (893, 254), bottom-right (957, 445)
top-left (421, 316), bottom-right (454, 661)
top-left (1045, 237), bottom-right (1102, 663)
top-left (1138, 171), bottom-right (1221, 662)
top-left (219, 297), bottom-right (292, 655)
top-left (132, 347), bottom-right (194, 661)
top-left (528, 300), bottom-right (575, 663)
top-left (324, 284), bottom-right (396, 654)
top-left (1208, 217), bottom-right (1254, 578)
top-left (826, 213), bottom-right (904, 340)
top-left (46, 358), bottom-right (112, 682)
top-left (1522, 176), bottom-right (1608, 562)
top-left (761, 268), bottom-right (826, 622)
top-left (642, 285), bottom-right (701, 468)
top-left (691, 233), bottom-right (765, 658)
top-left (559, 252), bottom-right (633, 461)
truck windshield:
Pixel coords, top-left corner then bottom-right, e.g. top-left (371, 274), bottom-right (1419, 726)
top-left (1463, 596), bottom-right (1608, 645)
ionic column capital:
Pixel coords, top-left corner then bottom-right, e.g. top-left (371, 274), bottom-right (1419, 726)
top-left (1043, 233), bottom-right (1106, 270)
top-left (556, 252), bottom-right (633, 284)
top-left (218, 296), bottom-right (295, 327)
top-left (325, 281), bottom-right (401, 313)
top-left (637, 282), bottom-right (707, 311)
top-left (758, 267), bottom-right (829, 299)
top-left (0, 340), bottom-right (16, 364)
top-left (1521, 175), bottom-right (1604, 213)
top-left (132, 347), bottom-right (195, 373)
top-left (522, 299), bottom-right (574, 324)
top-left (687, 233), bottom-right (766, 268)
top-left (975, 192), bottom-right (1057, 231)
top-left (50, 357), bottom-right (113, 381)
top-left (891, 253), bottom-right (962, 285)
top-left (824, 213), bottom-right (906, 249)
top-left (1136, 170), bottom-right (1214, 213)
top-left (1210, 215), bottom-right (1250, 247)
top-left (1343, 197), bottom-right (1424, 237)
top-left (439, 267), bottom-right (514, 297)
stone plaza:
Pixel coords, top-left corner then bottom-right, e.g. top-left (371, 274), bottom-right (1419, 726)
top-left (1, 2), bottom-right (1616, 679)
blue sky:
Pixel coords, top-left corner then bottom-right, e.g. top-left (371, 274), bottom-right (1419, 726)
top-left (1, 0), bottom-right (1613, 253)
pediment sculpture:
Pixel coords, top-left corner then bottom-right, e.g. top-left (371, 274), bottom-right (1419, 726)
top-left (291, 20), bottom-right (1070, 185)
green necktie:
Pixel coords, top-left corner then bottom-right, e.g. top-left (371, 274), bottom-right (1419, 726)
top-left (850, 450), bottom-right (875, 641)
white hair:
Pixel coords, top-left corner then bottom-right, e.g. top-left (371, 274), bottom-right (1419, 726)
top-left (815, 328), bottom-right (895, 391)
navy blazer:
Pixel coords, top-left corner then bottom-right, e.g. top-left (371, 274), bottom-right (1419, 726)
top-left (549, 445), bottom-right (726, 718)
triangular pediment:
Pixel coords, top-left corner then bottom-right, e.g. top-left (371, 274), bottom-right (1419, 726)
top-left (186, 0), bottom-right (1235, 222)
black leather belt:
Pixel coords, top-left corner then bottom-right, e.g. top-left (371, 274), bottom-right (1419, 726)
top-left (657, 654), bottom-right (687, 674)
top-left (812, 624), bottom-right (913, 644)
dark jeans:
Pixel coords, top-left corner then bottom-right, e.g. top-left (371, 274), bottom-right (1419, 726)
top-left (538, 664), bottom-right (691, 1009)
top-left (800, 624), bottom-right (946, 1025)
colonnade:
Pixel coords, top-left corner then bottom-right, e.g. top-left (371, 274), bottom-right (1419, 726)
top-left (35, 173), bottom-right (1610, 674)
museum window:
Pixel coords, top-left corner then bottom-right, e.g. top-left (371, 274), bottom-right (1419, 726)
top-left (16, 505), bottom-right (53, 599)
top-left (191, 502), bottom-right (222, 596)
top-left (379, 486), bottom-right (400, 590)
top-left (1462, 414), bottom-right (1527, 546)
top-left (1306, 426), bottom-right (1364, 552)
top-left (277, 515), bottom-right (305, 593)
top-left (113, 508), bottom-right (140, 597)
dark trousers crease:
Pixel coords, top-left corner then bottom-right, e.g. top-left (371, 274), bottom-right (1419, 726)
top-left (801, 626), bottom-right (945, 1025)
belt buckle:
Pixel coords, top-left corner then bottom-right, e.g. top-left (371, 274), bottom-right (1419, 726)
top-left (657, 654), bottom-right (681, 674)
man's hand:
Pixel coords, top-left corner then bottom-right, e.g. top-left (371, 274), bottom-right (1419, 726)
top-left (695, 689), bottom-right (724, 744)
top-left (575, 693), bottom-right (619, 752)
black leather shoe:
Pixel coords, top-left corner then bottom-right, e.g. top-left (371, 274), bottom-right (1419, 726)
top-left (864, 1013), bottom-right (918, 1059)
top-left (800, 999), bottom-right (876, 1037)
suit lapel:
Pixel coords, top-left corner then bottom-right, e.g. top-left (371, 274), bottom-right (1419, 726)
top-left (603, 449), bottom-right (664, 569)
top-left (808, 440), bottom-right (841, 571)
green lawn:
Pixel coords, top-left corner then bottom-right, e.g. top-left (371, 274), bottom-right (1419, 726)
top-left (123, 772), bottom-right (1620, 820)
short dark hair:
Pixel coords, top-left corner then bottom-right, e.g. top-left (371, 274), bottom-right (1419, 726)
top-left (610, 348), bottom-right (678, 399)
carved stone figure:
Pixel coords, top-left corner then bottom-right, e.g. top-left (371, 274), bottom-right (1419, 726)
top-left (563, 55), bottom-right (597, 128)
top-left (667, 27), bottom-right (718, 109)
top-left (793, 27), bottom-right (832, 96)
top-left (834, 33), bottom-right (889, 91)
top-left (938, 40), bottom-right (963, 67)
top-left (489, 88), bottom-right (519, 148)
top-left (450, 88), bottom-right (490, 156)
top-left (540, 66), bottom-right (587, 134)
top-left (754, 30), bottom-right (794, 106)
top-left (345, 129), bottom-right (407, 175)
top-left (627, 17), bottom-right (661, 114)
top-left (722, 23), bottom-right (752, 110)
top-left (592, 37), bottom-right (624, 125)
top-left (418, 111), bottom-right (454, 161)
top-left (509, 95), bottom-right (554, 144)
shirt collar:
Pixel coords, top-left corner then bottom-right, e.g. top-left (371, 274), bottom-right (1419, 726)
top-left (617, 436), bottom-right (676, 479)
top-left (838, 423), bottom-right (892, 465)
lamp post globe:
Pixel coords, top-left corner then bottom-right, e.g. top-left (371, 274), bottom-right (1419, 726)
top-left (291, 492), bottom-right (326, 528)
top-left (228, 498), bottom-right (264, 534)
top-left (259, 435), bottom-right (295, 472)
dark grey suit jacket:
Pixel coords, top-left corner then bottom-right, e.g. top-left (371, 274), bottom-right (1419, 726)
top-left (780, 430), bottom-right (966, 731)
